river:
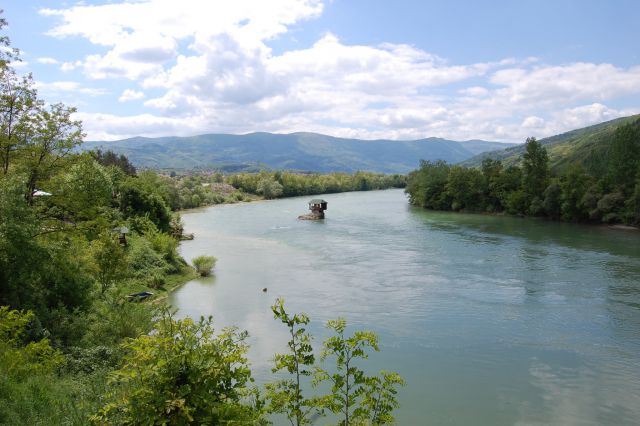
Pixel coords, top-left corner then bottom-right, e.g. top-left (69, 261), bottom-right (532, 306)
top-left (171, 189), bottom-right (640, 425)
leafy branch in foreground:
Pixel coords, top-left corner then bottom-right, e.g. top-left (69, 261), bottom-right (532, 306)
top-left (315, 318), bottom-right (405, 426)
top-left (265, 298), bottom-right (322, 426)
top-left (267, 300), bottom-right (404, 426)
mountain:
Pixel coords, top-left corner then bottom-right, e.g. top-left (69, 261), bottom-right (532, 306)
top-left (461, 114), bottom-right (640, 171)
top-left (82, 132), bottom-right (514, 174)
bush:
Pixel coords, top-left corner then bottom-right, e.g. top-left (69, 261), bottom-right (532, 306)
top-left (193, 255), bottom-right (217, 276)
top-left (126, 235), bottom-right (169, 278)
top-left (148, 272), bottom-right (166, 289)
top-left (91, 311), bottom-right (261, 425)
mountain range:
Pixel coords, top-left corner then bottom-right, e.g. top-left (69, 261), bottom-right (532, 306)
top-left (83, 114), bottom-right (640, 174)
top-left (82, 132), bottom-right (514, 173)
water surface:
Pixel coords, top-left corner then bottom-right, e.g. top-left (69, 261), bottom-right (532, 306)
top-left (171, 189), bottom-right (640, 425)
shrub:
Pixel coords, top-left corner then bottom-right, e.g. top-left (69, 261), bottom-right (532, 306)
top-left (126, 235), bottom-right (168, 278)
top-left (91, 311), bottom-right (261, 425)
top-left (148, 272), bottom-right (166, 289)
top-left (193, 255), bottom-right (217, 276)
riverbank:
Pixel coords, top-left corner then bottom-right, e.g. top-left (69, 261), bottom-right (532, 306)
top-left (151, 265), bottom-right (199, 304)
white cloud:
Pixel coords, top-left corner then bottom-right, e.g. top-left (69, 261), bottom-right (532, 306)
top-left (522, 116), bottom-right (545, 129)
top-left (38, 0), bottom-right (640, 142)
top-left (37, 57), bottom-right (59, 65)
top-left (36, 81), bottom-right (107, 97)
top-left (61, 60), bottom-right (82, 72)
top-left (118, 89), bottom-right (145, 102)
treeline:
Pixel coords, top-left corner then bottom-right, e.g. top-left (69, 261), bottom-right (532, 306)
top-left (118, 170), bottom-right (406, 212)
top-left (0, 13), bottom-right (402, 425)
top-left (228, 170), bottom-right (407, 199)
top-left (153, 170), bottom-right (406, 210)
top-left (406, 122), bottom-right (640, 225)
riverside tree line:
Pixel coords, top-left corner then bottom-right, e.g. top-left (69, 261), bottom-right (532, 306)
top-left (0, 13), bottom-right (402, 425)
top-left (405, 126), bottom-right (640, 225)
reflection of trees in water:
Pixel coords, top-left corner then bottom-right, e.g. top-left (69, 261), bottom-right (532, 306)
top-left (409, 206), bottom-right (640, 258)
top-left (604, 259), bottom-right (640, 347)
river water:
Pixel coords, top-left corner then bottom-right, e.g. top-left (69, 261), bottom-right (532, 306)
top-left (171, 189), bottom-right (640, 425)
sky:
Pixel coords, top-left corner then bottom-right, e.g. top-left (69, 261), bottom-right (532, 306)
top-left (3, 0), bottom-right (640, 142)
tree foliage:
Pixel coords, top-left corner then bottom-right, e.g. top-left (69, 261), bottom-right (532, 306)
top-left (266, 298), bottom-right (320, 426)
top-left (92, 310), bottom-right (264, 425)
top-left (406, 124), bottom-right (640, 225)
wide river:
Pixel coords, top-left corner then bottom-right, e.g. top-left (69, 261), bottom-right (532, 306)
top-left (171, 189), bottom-right (640, 425)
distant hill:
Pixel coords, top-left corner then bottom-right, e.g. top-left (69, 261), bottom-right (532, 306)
top-left (82, 132), bottom-right (514, 174)
top-left (461, 114), bottom-right (640, 171)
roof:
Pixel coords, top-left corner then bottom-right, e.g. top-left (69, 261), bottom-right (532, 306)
top-left (309, 199), bottom-right (327, 204)
top-left (112, 226), bottom-right (130, 234)
top-left (32, 190), bottom-right (52, 196)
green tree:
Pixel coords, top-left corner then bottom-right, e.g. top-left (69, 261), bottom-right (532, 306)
top-left (118, 176), bottom-right (172, 232)
top-left (92, 310), bottom-right (264, 425)
top-left (481, 158), bottom-right (504, 212)
top-left (53, 155), bottom-right (113, 221)
top-left (445, 166), bottom-right (484, 211)
top-left (266, 298), bottom-right (321, 426)
top-left (20, 102), bottom-right (84, 204)
top-left (521, 137), bottom-right (549, 205)
top-left (257, 175), bottom-right (284, 199)
top-left (360, 371), bottom-right (405, 426)
top-left (559, 165), bottom-right (591, 222)
top-left (0, 70), bottom-right (38, 175)
top-left (91, 232), bottom-right (128, 295)
top-left (606, 121), bottom-right (640, 195)
top-left (542, 180), bottom-right (561, 219)
top-left (405, 160), bottom-right (450, 210)
top-left (314, 319), bottom-right (403, 426)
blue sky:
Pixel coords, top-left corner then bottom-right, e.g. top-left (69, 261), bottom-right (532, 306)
top-left (4, 0), bottom-right (640, 141)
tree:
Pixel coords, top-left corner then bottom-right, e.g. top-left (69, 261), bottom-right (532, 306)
top-left (53, 155), bottom-right (113, 221)
top-left (405, 160), bottom-right (451, 210)
top-left (257, 175), bottom-right (284, 199)
top-left (606, 121), bottom-right (640, 195)
top-left (559, 165), bottom-right (591, 222)
top-left (0, 67), bottom-right (38, 175)
top-left (92, 310), bottom-right (265, 425)
top-left (91, 232), bottom-right (128, 295)
top-left (91, 149), bottom-right (136, 176)
top-left (522, 137), bottom-right (549, 204)
top-left (481, 158), bottom-right (504, 212)
top-left (118, 176), bottom-right (172, 232)
top-left (314, 319), bottom-right (404, 426)
top-left (542, 180), bottom-right (561, 219)
top-left (20, 102), bottom-right (84, 204)
top-left (266, 298), bottom-right (321, 426)
top-left (445, 166), bottom-right (484, 211)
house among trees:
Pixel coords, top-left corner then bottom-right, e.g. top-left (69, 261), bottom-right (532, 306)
top-left (112, 226), bottom-right (130, 246)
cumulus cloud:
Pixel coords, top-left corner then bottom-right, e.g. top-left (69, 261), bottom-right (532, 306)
top-left (36, 81), bottom-right (107, 97)
top-left (118, 89), bottom-right (145, 102)
top-left (61, 60), bottom-right (82, 72)
top-left (38, 0), bottom-right (640, 141)
top-left (37, 57), bottom-right (59, 65)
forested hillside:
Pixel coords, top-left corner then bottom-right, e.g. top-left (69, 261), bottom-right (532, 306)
top-left (83, 132), bottom-right (514, 173)
top-left (406, 120), bottom-right (640, 225)
top-left (461, 114), bottom-right (640, 172)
